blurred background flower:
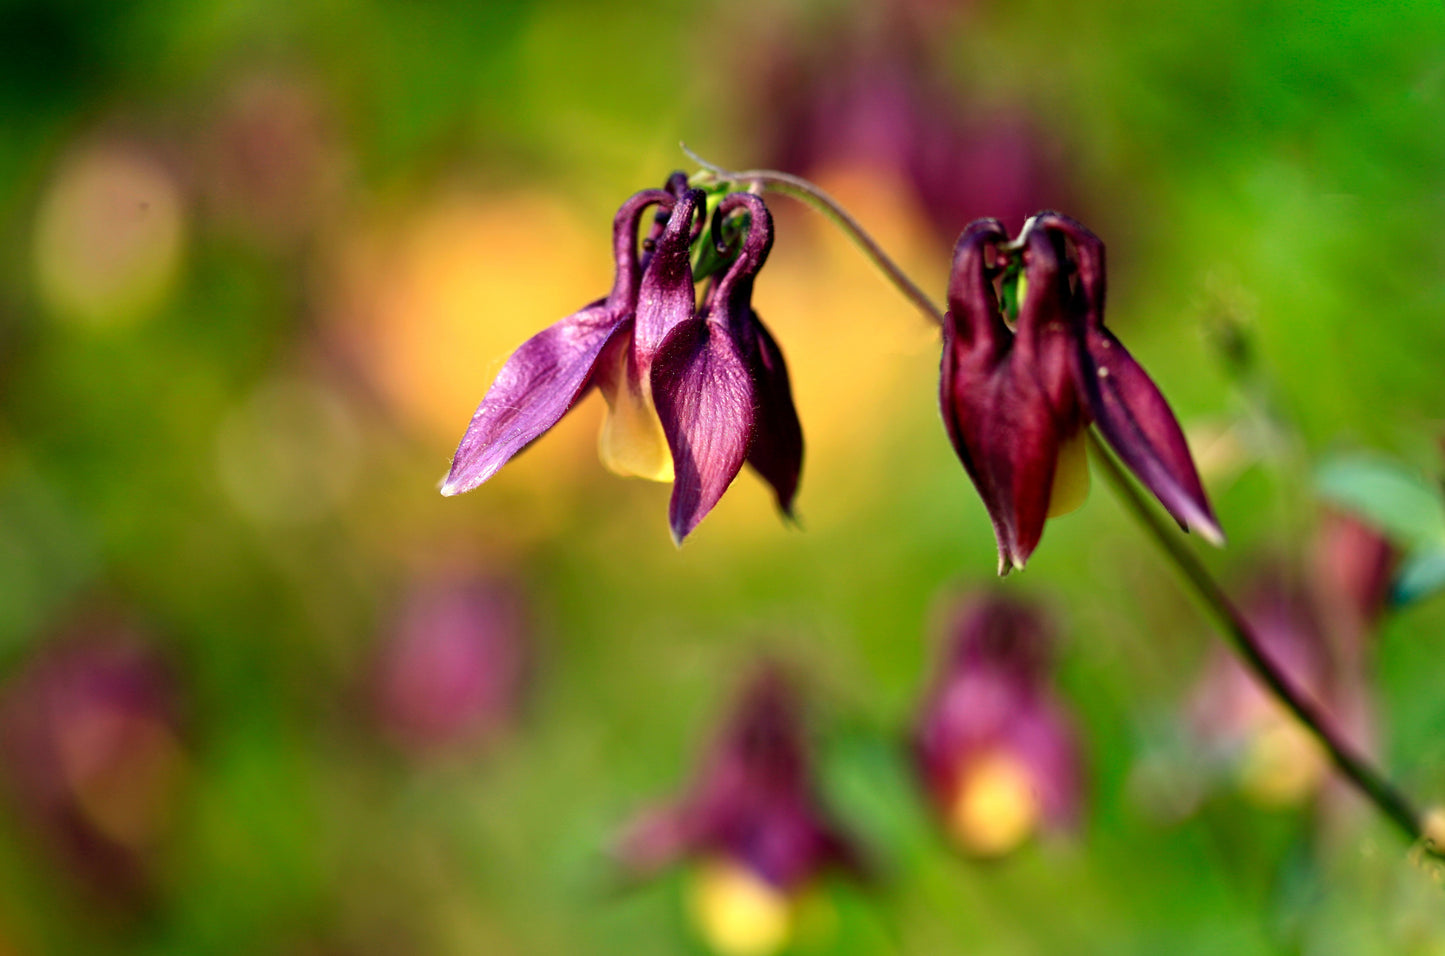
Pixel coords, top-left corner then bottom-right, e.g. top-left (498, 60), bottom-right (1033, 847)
top-left (370, 572), bottom-right (531, 757)
top-left (615, 665), bottom-right (863, 956)
top-left (3, 0), bottom-right (1445, 951)
top-left (0, 613), bottom-right (186, 907)
top-left (912, 592), bottom-right (1084, 857)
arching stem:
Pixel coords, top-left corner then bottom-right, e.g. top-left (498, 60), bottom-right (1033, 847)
top-left (684, 146), bottom-right (945, 327)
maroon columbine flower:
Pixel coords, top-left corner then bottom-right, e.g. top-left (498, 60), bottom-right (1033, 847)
top-left (912, 594), bottom-right (1083, 857)
top-left (942, 212), bottom-right (1222, 573)
top-left (442, 178), bottom-right (802, 543)
top-left (615, 666), bottom-right (862, 955)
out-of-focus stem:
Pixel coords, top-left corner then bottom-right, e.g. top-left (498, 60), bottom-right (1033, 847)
top-left (684, 148), bottom-right (945, 327)
top-left (1085, 431), bottom-right (1432, 850)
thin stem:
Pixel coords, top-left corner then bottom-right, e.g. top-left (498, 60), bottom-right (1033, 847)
top-left (683, 152), bottom-right (1440, 852)
top-left (683, 147), bottom-right (945, 327)
top-left (1085, 430), bottom-right (1430, 848)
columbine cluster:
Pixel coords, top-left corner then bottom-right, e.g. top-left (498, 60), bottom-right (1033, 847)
top-left (442, 173), bottom-right (802, 544)
top-left (443, 175), bottom-right (1222, 574)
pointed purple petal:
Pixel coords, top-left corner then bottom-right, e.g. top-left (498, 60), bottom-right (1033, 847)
top-left (1031, 212), bottom-right (1222, 544)
top-left (652, 318), bottom-right (755, 543)
top-left (742, 313), bottom-right (803, 518)
top-left (441, 304), bottom-right (623, 495)
top-left (1077, 327), bottom-right (1223, 544)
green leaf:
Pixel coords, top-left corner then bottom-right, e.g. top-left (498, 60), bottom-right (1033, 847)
top-left (1315, 455), bottom-right (1445, 546)
top-left (1392, 546), bottom-right (1445, 607)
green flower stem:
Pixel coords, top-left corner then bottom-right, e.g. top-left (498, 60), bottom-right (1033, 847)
top-left (689, 151), bottom-right (1440, 855)
top-left (684, 148), bottom-right (946, 327)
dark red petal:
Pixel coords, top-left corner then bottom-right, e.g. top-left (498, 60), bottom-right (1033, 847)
top-left (652, 319), bottom-right (756, 543)
top-left (942, 320), bottom-right (1062, 573)
top-left (441, 303), bottom-right (623, 496)
top-left (944, 219), bottom-right (1067, 572)
top-left (1077, 328), bottom-right (1223, 543)
top-left (944, 219), bottom-right (1010, 355)
top-left (741, 314), bottom-right (804, 518)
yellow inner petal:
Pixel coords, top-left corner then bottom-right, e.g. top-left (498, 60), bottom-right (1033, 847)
top-left (689, 858), bottom-right (795, 956)
top-left (948, 749), bottom-right (1041, 857)
top-left (596, 346), bottom-right (674, 482)
top-left (1048, 426), bottom-right (1091, 518)
top-left (1239, 713), bottom-right (1328, 807)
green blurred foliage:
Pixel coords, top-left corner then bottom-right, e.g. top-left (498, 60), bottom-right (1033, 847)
top-left (2, 0), bottom-right (1445, 953)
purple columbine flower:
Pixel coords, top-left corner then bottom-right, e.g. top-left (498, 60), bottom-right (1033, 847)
top-left (442, 177), bottom-right (802, 543)
top-left (1189, 511), bottom-right (1393, 809)
top-left (441, 175), bottom-right (702, 497)
top-left (912, 593), bottom-right (1084, 857)
top-left (615, 666), bottom-right (862, 955)
top-left (942, 212), bottom-right (1223, 573)
top-left (651, 193), bottom-right (803, 542)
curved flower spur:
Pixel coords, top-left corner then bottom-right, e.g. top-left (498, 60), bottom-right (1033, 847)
top-left (441, 176), bottom-right (803, 543)
top-left (942, 212), bottom-right (1223, 573)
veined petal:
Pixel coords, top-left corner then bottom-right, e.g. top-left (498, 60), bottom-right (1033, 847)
top-left (942, 351), bottom-right (1061, 573)
top-left (742, 314), bottom-right (803, 519)
top-left (442, 302), bottom-right (623, 496)
top-left (1078, 327), bottom-right (1223, 544)
top-left (652, 318), bottom-right (756, 544)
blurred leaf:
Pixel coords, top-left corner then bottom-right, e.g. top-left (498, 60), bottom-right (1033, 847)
top-left (1392, 546), bottom-right (1445, 608)
top-left (1315, 454), bottom-right (1445, 546)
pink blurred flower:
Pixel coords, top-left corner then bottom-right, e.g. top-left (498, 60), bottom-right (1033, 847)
top-left (744, 10), bottom-right (1071, 239)
top-left (0, 622), bottom-right (186, 903)
top-left (912, 593), bottom-right (1084, 856)
top-left (616, 666), bottom-right (863, 956)
top-left (1188, 511), bottom-right (1394, 809)
top-left (200, 73), bottom-right (346, 246)
top-left (372, 576), bottom-right (531, 755)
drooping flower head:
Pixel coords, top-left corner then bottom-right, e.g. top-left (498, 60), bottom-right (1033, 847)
top-left (443, 175), bottom-right (802, 543)
top-left (441, 177), bottom-right (702, 496)
top-left (942, 212), bottom-right (1222, 573)
top-left (615, 665), bottom-right (863, 955)
top-left (912, 593), bottom-right (1084, 857)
